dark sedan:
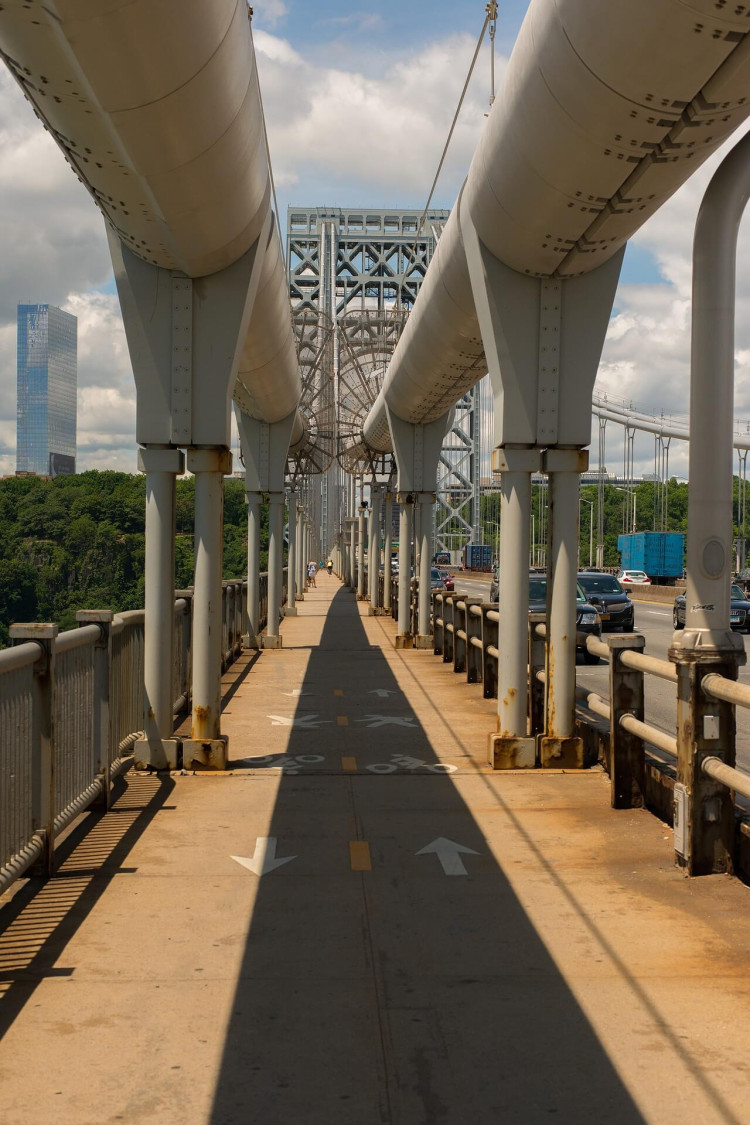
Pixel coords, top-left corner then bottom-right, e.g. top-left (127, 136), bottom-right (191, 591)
top-left (489, 572), bottom-right (602, 663)
top-left (674, 583), bottom-right (750, 630)
top-left (576, 572), bottom-right (635, 632)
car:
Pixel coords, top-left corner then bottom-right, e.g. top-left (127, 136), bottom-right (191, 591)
top-left (438, 569), bottom-right (454, 592)
top-left (430, 567), bottom-right (448, 592)
top-left (576, 571), bottom-right (635, 632)
top-left (735, 567), bottom-right (750, 594)
top-left (488, 571), bottom-right (603, 663)
top-left (617, 569), bottom-right (651, 587)
top-left (527, 575), bottom-right (603, 663)
top-left (673, 583), bottom-right (750, 631)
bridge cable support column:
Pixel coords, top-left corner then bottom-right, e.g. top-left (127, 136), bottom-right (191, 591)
top-left (348, 516), bottom-right (357, 591)
top-left (235, 407), bottom-right (296, 651)
top-left (286, 488), bottom-right (297, 617)
top-left (540, 447), bottom-right (588, 768)
top-left (396, 494), bottom-right (415, 647)
top-left (459, 192), bottom-right (624, 769)
top-left (264, 493), bottom-right (285, 647)
top-left (295, 503), bottom-right (306, 600)
top-left (133, 446), bottom-right (184, 769)
top-left (669, 130), bottom-right (750, 875)
top-left (490, 447), bottom-right (539, 768)
top-left (387, 407), bottom-right (450, 649)
top-left (383, 489), bottom-right (394, 613)
top-left (368, 487), bottom-right (384, 614)
top-left (416, 491), bottom-right (436, 645)
top-left (184, 446), bottom-right (232, 770)
top-left (108, 218), bottom-right (272, 772)
top-left (244, 489), bottom-right (262, 649)
top-left (357, 502), bottom-right (367, 600)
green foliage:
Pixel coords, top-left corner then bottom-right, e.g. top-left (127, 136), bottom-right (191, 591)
top-left (0, 471), bottom-right (270, 639)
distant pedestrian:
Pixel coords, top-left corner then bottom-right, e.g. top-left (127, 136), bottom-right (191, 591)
top-left (307, 561), bottom-right (317, 587)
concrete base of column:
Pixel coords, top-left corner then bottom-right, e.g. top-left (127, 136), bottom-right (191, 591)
top-left (296, 593), bottom-right (305, 601)
top-left (357, 593), bottom-right (369, 602)
top-left (488, 734), bottom-right (536, 770)
top-left (284, 607), bottom-right (298, 617)
top-left (262, 634), bottom-right (283, 649)
top-left (134, 738), bottom-right (180, 772)
top-left (368, 606), bottom-right (386, 616)
top-left (182, 736), bottom-right (229, 771)
top-left (539, 735), bottom-right (584, 769)
top-left (415, 635), bottom-right (433, 649)
top-left (395, 634), bottom-right (414, 650)
top-left (242, 633), bottom-right (261, 650)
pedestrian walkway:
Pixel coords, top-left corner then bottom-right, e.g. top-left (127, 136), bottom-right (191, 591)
top-left (1, 573), bottom-right (750, 1124)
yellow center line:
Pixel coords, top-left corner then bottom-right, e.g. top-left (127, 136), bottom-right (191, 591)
top-left (337, 715), bottom-right (349, 726)
top-left (333, 688), bottom-right (344, 697)
top-left (349, 841), bottom-right (372, 872)
top-left (341, 755), bottom-right (357, 772)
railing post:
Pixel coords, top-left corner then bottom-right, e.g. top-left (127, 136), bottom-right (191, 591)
top-left (608, 634), bottom-right (646, 809)
top-left (76, 610), bottom-right (114, 807)
top-left (466, 601), bottom-right (483, 684)
top-left (443, 595), bottom-right (456, 665)
top-left (672, 653), bottom-right (739, 874)
top-left (528, 614), bottom-right (546, 739)
top-left (383, 489), bottom-right (393, 612)
top-left (453, 599), bottom-right (468, 675)
top-left (175, 590), bottom-right (193, 713)
top-left (482, 605), bottom-right (498, 700)
top-left (433, 592), bottom-right (444, 656)
top-left (11, 623), bottom-right (57, 875)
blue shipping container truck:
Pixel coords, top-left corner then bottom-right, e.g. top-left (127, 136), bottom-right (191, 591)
top-left (464, 543), bottom-right (493, 571)
top-left (617, 532), bottom-right (685, 580)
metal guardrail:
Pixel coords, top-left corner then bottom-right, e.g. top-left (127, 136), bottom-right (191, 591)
top-left (431, 590), bottom-right (750, 875)
top-left (0, 572), bottom-right (283, 897)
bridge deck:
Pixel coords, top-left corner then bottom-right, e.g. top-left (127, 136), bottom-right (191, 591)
top-left (1, 575), bottom-right (750, 1124)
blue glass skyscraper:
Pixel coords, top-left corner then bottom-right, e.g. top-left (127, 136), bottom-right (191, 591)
top-left (16, 303), bottom-right (77, 476)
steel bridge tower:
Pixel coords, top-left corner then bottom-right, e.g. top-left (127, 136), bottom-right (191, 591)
top-left (287, 206), bottom-right (482, 557)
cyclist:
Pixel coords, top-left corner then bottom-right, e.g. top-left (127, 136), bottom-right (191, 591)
top-left (327, 558), bottom-right (333, 575)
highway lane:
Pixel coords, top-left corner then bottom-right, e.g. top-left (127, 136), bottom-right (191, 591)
top-left (450, 582), bottom-right (750, 776)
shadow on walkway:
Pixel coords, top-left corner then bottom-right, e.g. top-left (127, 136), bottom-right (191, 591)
top-left (209, 587), bottom-right (643, 1124)
top-left (0, 773), bottom-right (175, 1035)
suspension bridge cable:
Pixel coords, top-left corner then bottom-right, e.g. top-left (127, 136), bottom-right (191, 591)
top-left (394, 3), bottom-right (496, 313)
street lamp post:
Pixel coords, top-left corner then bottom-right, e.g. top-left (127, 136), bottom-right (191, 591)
top-left (614, 485), bottom-right (637, 535)
top-left (579, 498), bottom-right (594, 567)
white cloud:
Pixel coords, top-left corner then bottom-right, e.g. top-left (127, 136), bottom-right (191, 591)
top-left (2, 17), bottom-right (750, 486)
top-left (594, 126), bottom-right (750, 477)
top-left (253, 0), bottom-right (288, 30)
top-left (255, 29), bottom-right (497, 202)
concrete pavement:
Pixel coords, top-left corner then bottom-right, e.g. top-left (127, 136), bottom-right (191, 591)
top-left (1, 573), bottom-right (750, 1124)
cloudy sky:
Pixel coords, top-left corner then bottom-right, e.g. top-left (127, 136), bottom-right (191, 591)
top-left (0, 0), bottom-right (749, 478)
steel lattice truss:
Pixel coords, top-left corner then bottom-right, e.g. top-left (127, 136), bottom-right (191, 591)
top-left (287, 205), bottom-right (482, 556)
top-left (288, 208), bottom-right (449, 315)
top-left (337, 310), bottom-right (407, 477)
top-left (436, 391), bottom-right (477, 550)
top-left (286, 308), bottom-right (336, 482)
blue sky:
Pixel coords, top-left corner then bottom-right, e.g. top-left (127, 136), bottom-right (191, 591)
top-left (253, 0), bottom-right (666, 287)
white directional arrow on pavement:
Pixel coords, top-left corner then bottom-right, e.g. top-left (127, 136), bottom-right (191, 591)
top-left (416, 838), bottom-right (479, 876)
top-left (356, 715), bottom-right (417, 728)
top-left (267, 713), bottom-right (330, 728)
top-left (231, 838), bottom-right (296, 876)
top-left (282, 689), bottom-right (311, 698)
top-left (369, 689), bottom-right (397, 698)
